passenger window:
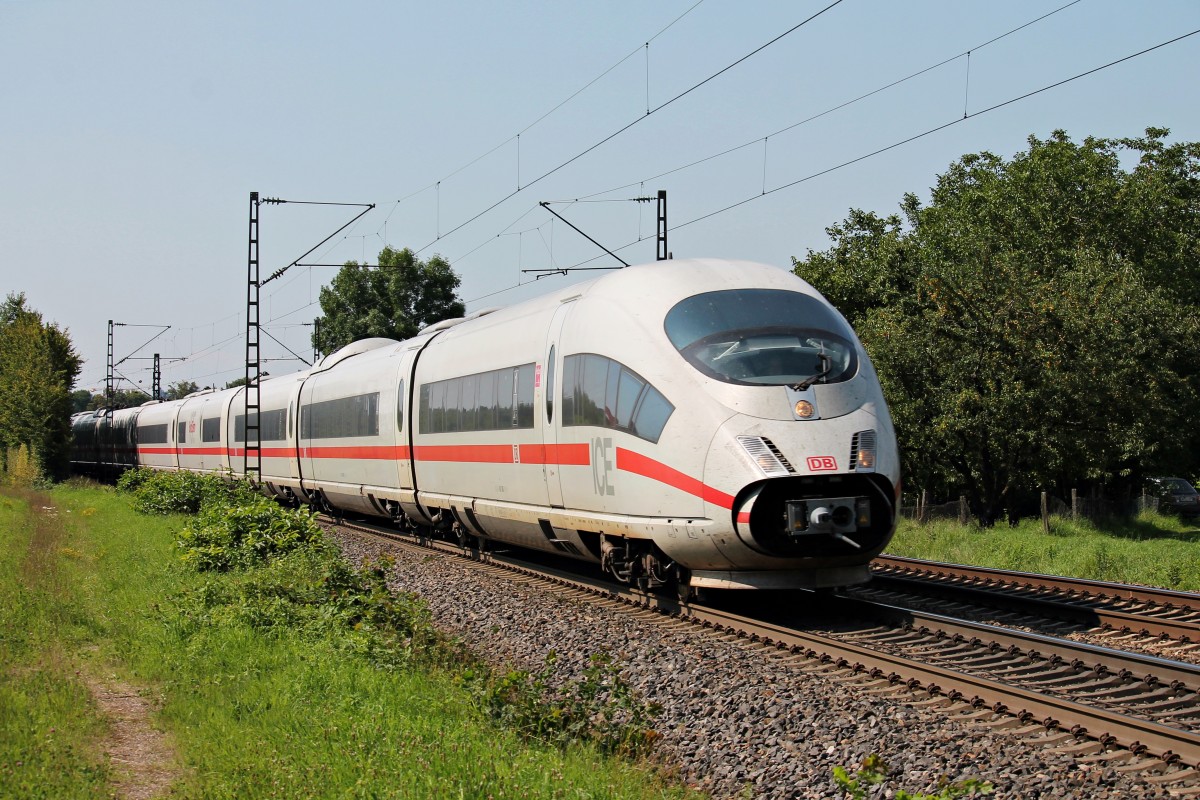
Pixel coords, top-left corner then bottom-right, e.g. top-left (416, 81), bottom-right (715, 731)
top-left (561, 354), bottom-right (576, 425)
top-left (476, 371), bottom-right (496, 430)
top-left (633, 386), bottom-right (673, 443)
top-left (605, 360), bottom-right (620, 424)
top-left (430, 382), bottom-right (446, 434)
top-left (516, 364), bottom-right (535, 428)
top-left (615, 369), bottom-right (645, 430)
top-left (497, 368), bottom-right (515, 428)
top-left (580, 355), bottom-right (607, 426)
top-left (444, 379), bottom-right (461, 433)
top-left (460, 374), bottom-right (477, 433)
top-left (561, 353), bottom-right (673, 443)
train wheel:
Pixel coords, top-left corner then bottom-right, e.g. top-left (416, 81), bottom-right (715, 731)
top-left (675, 566), bottom-right (695, 604)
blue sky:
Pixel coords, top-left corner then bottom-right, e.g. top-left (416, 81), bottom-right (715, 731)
top-left (2, 0), bottom-right (1197, 395)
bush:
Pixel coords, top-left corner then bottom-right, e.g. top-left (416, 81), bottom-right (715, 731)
top-left (119, 468), bottom-right (259, 515)
top-left (114, 466), bottom-right (151, 494)
top-left (834, 754), bottom-right (991, 799)
top-left (477, 650), bottom-right (661, 757)
top-left (2, 445), bottom-right (44, 488)
top-left (177, 495), bottom-right (323, 572)
top-left (167, 543), bottom-right (448, 668)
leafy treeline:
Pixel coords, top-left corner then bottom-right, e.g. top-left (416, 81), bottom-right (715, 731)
top-left (69, 379), bottom-right (208, 414)
top-left (313, 246), bottom-right (465, 356)
top-left (794, 128), bottom-right (1200, 520)
top-left (0, 293), bottom-right (81, 480)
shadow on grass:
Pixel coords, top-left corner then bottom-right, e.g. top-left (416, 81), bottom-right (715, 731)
top-left (1055, 513), bottom-right (1200, 542)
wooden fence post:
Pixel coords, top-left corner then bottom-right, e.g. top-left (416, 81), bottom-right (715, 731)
top-left (919, 489), bottom-right (927, 524)
top-left (959, 496), bottom-right (968, 525)
top-left (1041, 491), bottom-right (1050, 533)
top-left (1071, 488), bottom-right (1078, 521)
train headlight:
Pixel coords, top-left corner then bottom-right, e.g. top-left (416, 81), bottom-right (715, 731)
top-left (794, 400), bottom-right (814, 419)
top-left (851, 430), bottom-right (876, 472)
top-left (737, 436), bottom-right (791, 477)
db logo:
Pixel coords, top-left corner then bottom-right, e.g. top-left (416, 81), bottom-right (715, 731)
top-left (188, 421), bottom-right (196, 433)
top-left (807, 456), bottom-right (837, 472)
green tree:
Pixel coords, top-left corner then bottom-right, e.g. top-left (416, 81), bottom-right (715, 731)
top-left (166, 380), bottom-right (200, 400)
top-left (313, 246), bottom-right (465, 355)
top-left (83, 389), bottom-right (149, 411)
top-left (70, 388), bottom-right (92, 413)
top-left (794, 129), bottom-right (1200, 520)
top-left (0, 293), bottom-right (83, 479)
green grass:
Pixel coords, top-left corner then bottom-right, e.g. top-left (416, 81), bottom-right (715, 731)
top-left (0, 488), bottom-right (111, 798)
top-left (0, 482), bottom-right (701, 799)
top-left (887, 511), bottom-right (1200, 591)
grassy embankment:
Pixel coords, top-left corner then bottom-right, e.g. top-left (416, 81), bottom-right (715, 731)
top-left (887, 512), bottom-right (1200, 591)
top-left (0, 477), bottom-right (699, 799)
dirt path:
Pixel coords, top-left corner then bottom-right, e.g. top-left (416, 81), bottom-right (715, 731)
top-left (12, 488), bottom-right (182, 798)
top-left (87, 677), bottom-right (179, 800)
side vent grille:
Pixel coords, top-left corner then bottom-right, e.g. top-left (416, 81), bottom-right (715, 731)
top-left (850, 430), bottom-right (877, 471)
top-left (738, 436), bottom-right (796, 476)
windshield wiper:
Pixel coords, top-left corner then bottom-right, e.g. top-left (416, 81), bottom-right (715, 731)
top-left (790, 353), bottom-right (832, 391)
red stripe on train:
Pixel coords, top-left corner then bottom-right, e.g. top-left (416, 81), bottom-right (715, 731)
top-left (615, 447), bottom-right (736, 510)
top-left (410, 443), bottom-right (591, 465)
top-left (228, 447), bottom-right (297, 459)
top-left (298, 445), bottom-right (411, 460)
top-left (140, 441), bottom-right (737, 511)
top-left (518, 443), bottom-right (590, 465)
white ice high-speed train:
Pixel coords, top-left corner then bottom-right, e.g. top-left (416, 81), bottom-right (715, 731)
top-left (72, 258), bottom-right (900, 591)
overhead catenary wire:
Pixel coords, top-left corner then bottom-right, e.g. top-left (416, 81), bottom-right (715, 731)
top-left (463, 25), bottom-right (1200, 302)
top-left (371, 0), bottom-right (708, 241)
top-left (571, 0), bottom-right (1086, 204)
top-left (669, 27), bottom-right (1200, 234)
top-left (410, 0), bottom-right (846, 256)
top-left (446, 0), bottom-right (1087, 283)
top-left (141, 1), bottom-right (871, 377)
top-left (100, 2), bottom-right (1166, 386)
top-left (260, 326), bottom-right (312, 367)
top-left (113, 324), bottom-right (171, 367)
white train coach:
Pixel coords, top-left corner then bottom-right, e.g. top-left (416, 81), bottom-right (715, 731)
top-left (72, 259), bottom-right (900, 592)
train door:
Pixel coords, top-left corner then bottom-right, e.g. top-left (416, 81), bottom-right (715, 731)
top-left (287, 380), bottom-right (305, 491)
top-left (394, 351), bottom-right (416, 493)
top-left (541, 300), bottom-right (575, 508)
top-left (169, 404), bottom-right (181, 469)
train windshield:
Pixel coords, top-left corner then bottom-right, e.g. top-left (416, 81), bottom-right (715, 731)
top-left (664, 289), bottom-right (858, 386)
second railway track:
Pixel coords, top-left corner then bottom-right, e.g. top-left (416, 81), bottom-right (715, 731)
top-left (865, 556), bottom-right (1200, 654)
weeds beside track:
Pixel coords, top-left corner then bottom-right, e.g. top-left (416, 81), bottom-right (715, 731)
top-left (0, 478), bottom-right (698, 799)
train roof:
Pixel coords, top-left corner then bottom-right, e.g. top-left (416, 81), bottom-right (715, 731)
top-left (432, 258), bottom-right (814, 339)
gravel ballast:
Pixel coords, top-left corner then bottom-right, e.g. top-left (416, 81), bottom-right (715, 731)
top-left (333, 530), bottom-right (1174, 799)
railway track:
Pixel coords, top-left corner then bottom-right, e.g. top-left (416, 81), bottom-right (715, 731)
top-left (868, 556), bottom-right (1200, 647)
top-left (328, 516), bottom-right (1200, 792)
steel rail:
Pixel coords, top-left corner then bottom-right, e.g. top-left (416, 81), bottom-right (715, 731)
top-left (827, 595), bottom-right (1200, 692)
top-left (874, 555), bottom-right (1200, 611)
top-left (331, 517), bottom-right (1200, 769)
top-left (676, 602), bottom-right (1200, 769)
top-left (863, 572), bottom-right (1200, 642)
